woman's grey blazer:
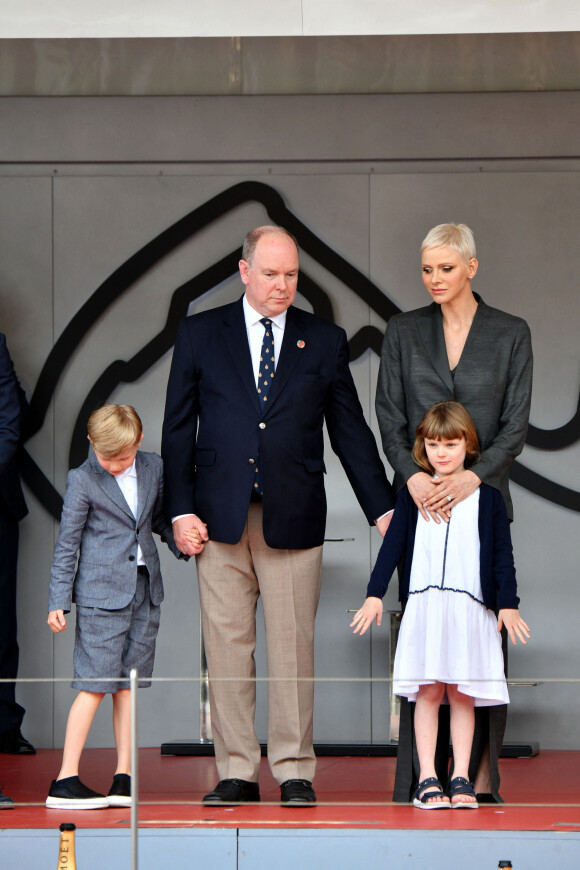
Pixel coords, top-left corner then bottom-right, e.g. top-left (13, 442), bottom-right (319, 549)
top-left (48, 450), bottom-right (180, 612)
top-left (376, 293), bottom-right (533, 520)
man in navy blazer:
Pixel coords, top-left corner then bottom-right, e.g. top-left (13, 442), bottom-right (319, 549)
top-left (0, 334), bottom-right (34, 796)
top-left (162, 226), bottom-right (395, 806)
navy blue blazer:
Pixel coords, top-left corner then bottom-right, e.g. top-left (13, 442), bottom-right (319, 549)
top-left (0, 334), bottom-right (28, 523)
top-left (162, 298), bottom-right (394, 549)
top-left (367, 484), bottom-right (519, 612)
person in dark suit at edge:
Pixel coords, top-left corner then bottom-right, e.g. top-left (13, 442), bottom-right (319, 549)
top-left (375, 223), bottom-right (533, 803)
top-left (0, 333), bottom-right (35, 809)
top-left (162, 225), bottom-right (395, 806)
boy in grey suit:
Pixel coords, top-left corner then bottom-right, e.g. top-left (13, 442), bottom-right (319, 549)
top-left (46, 405), bottom-right (188, 809)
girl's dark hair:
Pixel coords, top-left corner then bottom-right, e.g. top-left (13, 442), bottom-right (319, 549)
top-left (412, 400), bottom-right (480, 473)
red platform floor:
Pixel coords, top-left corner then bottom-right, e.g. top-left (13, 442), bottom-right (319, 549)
top-left (1, 749), bottom-right (579, 833)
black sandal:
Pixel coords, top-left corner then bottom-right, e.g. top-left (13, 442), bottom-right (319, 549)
top-left (413, 777), bottom-right (451, 810)
top-left (448, 776), bottom-right (479, 809)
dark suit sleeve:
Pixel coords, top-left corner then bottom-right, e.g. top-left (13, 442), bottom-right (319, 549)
top-left (0, 335), bottom-right (21, 476)
top-left (324, 327), bottom-right (394, 522)
top-left (375, 317), bottom-right (421, 486)
top-left (470, 318), bottom-right (533, 489)
top-left (491, 489), bottom-right (520, 610)
top-left (151, 458), bottom-right (188, 560)
top-left (161, 318), bottom-right (200, 519)
top-left (366, 489), bottom-right (410, 598)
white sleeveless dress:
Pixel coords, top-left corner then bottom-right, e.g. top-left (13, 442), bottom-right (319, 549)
top-left (392, 489), bottom-right (509, 706)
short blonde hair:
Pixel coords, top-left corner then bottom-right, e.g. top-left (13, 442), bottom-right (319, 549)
top-left (421, 223), bottom-right (476, 265)
top-left (412, 401), bottom-right (480, 473)
top-left (87, 404), bottom-right (142, 458)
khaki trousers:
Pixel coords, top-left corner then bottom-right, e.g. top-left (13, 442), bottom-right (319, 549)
top-left (196, 502), bottom-right (323, 785)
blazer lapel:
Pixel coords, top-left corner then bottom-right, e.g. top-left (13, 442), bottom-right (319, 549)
top-left (89, 452), bottom-right (134, 520)
top-left (223, 298), bottom-right (261, 414)
top-left (452, 292), bottom-right (486, 371)
top-left (135, 452), bottom-right (151, 525)
top-left (416, 303), bottom-right (454, 394)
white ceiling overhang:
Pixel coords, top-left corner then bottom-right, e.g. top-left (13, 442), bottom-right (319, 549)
top-left (1, 1), bottom-right (578, 39)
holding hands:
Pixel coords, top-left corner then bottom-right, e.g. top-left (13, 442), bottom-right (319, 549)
top-left (350, 597), bottom-right (384, 636)
top-left (173, 515), bottom-right (208, 556)
top-left (183, 527), bottom-right (204, 547)
top-left (498, 609), bottom-right (531, 646)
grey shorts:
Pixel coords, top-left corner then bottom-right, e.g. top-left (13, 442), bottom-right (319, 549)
top-left (72, 571), bottom-right (161, 693)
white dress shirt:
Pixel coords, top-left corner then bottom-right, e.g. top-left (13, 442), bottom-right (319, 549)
top-left (115, 460), bottom-right (145, 565)
top-left (242, 293), bottom-right (286, 384)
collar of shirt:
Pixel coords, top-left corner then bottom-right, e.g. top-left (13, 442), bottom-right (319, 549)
top-left (243, 294), bottom-right (287, 384)
top-left (116, 459), bottom-right (137, 484)
top-left (242, 294), bottom-right (287, 333)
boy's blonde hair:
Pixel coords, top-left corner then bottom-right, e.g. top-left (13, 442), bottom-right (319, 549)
top-left (87, 405), bottom-right (143, 458)
top-left (412, 401), bottom-right (480, 473)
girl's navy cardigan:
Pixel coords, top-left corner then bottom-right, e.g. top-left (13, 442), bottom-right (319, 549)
top-left (367, 484), bottom-right (520, 612)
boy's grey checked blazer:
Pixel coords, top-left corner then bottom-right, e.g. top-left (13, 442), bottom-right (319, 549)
top-left (48, 450), bottom-right (181, 613)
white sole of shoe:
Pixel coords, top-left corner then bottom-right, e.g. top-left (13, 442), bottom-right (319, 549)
top-left (107, 795), bottom-right (132, 807)
top-left (45, 796), bottom-right (109, 810)
top-left (412, 798), bottom-right (451, 809)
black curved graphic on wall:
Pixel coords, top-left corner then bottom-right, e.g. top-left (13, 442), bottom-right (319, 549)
top-left (19, 181), bottom-right (579, 517)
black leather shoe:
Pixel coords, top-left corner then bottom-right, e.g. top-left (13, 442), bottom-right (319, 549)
top-left (280, 779), bottom-right (317, 806)
top-left (107, 773), bottom-right (132, 807)
top-left (0, 788), bottom-right (14, 809)
top-left (202, 778), bottom-right (260, 806)
top-left (0, 728), bottom-right (36, 754)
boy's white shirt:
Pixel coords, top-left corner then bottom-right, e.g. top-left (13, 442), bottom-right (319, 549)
top-left (115, 459), bottom-right (145, 565)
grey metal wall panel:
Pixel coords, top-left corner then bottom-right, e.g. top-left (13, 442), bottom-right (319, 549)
top-left (0, 93), bottom-right (577, 754)
top-left (1, 93), bottom-right (580, 162)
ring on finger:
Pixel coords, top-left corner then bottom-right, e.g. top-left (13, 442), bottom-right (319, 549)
top-left (446, 495), bottom-right (453, 503)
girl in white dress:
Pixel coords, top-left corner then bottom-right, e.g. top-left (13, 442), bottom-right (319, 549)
top-left (352, 401), bottom-right (530, 809)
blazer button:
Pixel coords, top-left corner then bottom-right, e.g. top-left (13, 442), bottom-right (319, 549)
top-left (259, 422), bottom-right (266, 429)
top-left (128, 555), bottom-right (135, 561)
top-left (248, 458), bottom-right (255, 464)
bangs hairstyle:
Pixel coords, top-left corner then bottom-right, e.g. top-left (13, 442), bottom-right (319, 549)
top-left (412, 401), bottom-right (480, 473)
top-left (242, 225), bottom-right (299, 265)
top-left (87, 404), bottom-right (143, 459)
top-left (421, 223), bottom-right (476, 265)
